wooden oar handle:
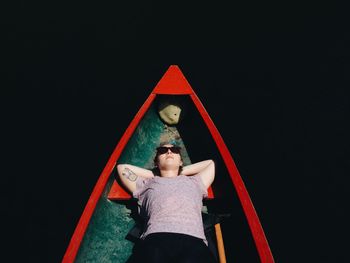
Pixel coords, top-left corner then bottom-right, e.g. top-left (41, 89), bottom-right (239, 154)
top-left (215, 223), bottom-right (227, 263)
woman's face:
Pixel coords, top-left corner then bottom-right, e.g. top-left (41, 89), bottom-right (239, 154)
top-left (156, 144), bottom-right (183, 169)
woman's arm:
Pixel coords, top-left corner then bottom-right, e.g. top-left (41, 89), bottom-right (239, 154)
top-left (117, 164), bottom-right (154, 193)
top-left (181, 160), bottom-right (215, 189)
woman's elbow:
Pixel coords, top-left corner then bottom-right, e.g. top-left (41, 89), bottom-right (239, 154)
top-left (209, 160), bottom-right (215, 179)
top-left (117, 164), bottom-right (126, 177)
top-left (208, 160), bottom-right (215, 169)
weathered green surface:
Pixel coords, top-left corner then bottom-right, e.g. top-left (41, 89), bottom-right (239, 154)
top-left (75, 104), bottom-right (191, 263)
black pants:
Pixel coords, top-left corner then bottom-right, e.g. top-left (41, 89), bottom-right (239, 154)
top-left (135, 232), bottom-right (217, 263)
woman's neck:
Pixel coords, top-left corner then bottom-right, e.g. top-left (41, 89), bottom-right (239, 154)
top-left (159, 169), bottom-right (178, 178)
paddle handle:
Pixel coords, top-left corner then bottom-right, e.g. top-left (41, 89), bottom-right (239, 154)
top-left (215, 223), bottom-right (227, 263)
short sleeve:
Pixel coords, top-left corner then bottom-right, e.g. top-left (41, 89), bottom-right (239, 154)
top-left (189, 175), bottom-right (208, 198)
top-left (132, 176), bottom-right (152, 199)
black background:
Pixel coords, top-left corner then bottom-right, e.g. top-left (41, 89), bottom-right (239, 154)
top-left (2, 1), bottom-right (349, 262)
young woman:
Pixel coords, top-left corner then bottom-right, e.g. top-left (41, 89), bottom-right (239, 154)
top-left (117, 143), bottom-right (216, 263)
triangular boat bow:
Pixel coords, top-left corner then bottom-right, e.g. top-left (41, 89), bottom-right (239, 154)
top-left (62, 65), bottom-right (274, 263)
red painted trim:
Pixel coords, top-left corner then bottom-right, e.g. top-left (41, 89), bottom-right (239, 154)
top-left (62, 94), bottom-right (156, 263)
top-left (107, 181), bottom-right (131, 200)
top-left (190, 93), bottom-right (274, 263)
top-left (152, 65), bottom-right (194, 95)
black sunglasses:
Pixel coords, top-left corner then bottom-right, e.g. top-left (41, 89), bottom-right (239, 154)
top-left (156, 146), bottom-right (181, 154)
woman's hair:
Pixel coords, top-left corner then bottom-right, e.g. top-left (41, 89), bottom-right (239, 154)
top-left (153, 143), bottom-right (183, 176)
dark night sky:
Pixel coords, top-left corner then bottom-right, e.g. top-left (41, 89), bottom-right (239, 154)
top-left (2, 1), bottom-right (349, 262)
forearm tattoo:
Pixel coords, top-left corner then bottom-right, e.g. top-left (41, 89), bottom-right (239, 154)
top-left (122, 167), bottom-right (138, 182)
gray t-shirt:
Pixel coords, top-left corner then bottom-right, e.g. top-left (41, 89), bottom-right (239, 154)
top-left (133, 175), bottom-right (208, 242)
